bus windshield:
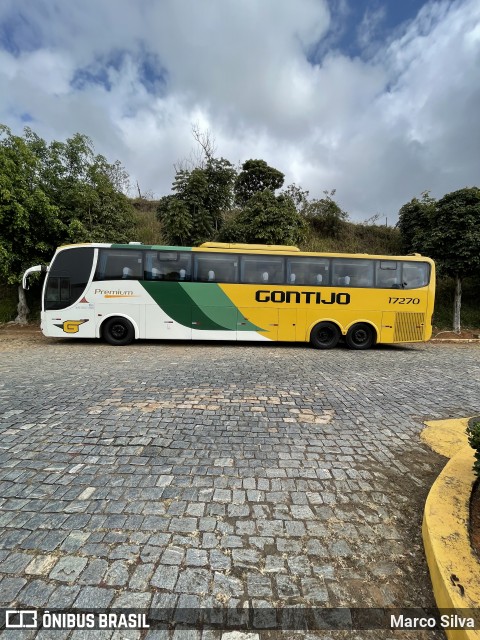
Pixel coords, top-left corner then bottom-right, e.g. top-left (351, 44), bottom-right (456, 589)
top-left (44, 247), bottom-right (95, 310)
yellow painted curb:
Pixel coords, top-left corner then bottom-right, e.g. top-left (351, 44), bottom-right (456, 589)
top-left (422, 418), bottom-right (470, 458)
top-left (422, 418), bottom-right (480, 639)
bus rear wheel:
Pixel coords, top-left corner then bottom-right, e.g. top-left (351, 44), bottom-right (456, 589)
top-left (345, 323), bottom-right (375, 350)
top-left (310, 322), bottom-right (341, 349)
top-left (103, 317), bottom-right (135, 346)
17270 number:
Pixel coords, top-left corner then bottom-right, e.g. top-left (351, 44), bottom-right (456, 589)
top-left (388, 297), bottom-right (420, 304)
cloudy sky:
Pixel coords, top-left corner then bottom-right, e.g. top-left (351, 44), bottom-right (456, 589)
top-left (1, 0), bottom-right (479, 222)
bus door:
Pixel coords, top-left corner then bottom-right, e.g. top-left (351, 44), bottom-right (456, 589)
top-left (380, 311), bottom-right (395, 343)
top-left (277, 308), bottom-right (297, 342)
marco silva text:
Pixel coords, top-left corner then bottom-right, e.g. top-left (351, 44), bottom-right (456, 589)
top-left (390, 614), bottom-right (476, 630)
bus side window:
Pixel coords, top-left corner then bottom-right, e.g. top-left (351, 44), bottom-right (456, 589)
top-left (194, 254), bottom-right (238, 283)
top-left (332, 259), bottom-right (373, 287)
top-left (402, 262), bottom-right (429, 289)
top-left (375, 261), bottom-right (399, 288)
top-left (241, 256), bottom-right (284, 284)
top-left (286, 257), bottom-right (329, 286)
top-left (95, 250), bottom-right (143, 280)
top-left (145, 251), bottom-right (192, 281)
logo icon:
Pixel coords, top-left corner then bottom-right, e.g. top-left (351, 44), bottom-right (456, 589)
top-left (5, 610), bottom-right (38, 629)
top-left (53, 319), bottom-right (89, 334)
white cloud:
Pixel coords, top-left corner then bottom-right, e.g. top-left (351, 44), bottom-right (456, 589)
top-left (0, 0), bottom-right (479, 221)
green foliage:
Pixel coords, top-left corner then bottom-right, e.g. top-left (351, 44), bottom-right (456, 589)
top-left (397, 187), bottom-right (480, 278)
top-left (24, 129), bottom-right (134, 244)
top-left (219, 189), bottom-right (306, 245)
top-left (0, 123), bottom-right (135, 323)
top-left (397, 191), bottom-right (436, 253)
top-left (130, 198), bottom-right (163, 244)
top-left (0, 284), bottom-right (17, 322)
top-left (429, 187), bottom-right (480, 279)
top-left (203, 158), bottom-right (237, 231)
top-left (466, 419), bottom-right (480, 478)
top-left (280, 183), bottom-right (309, 213)
top-left (301, 220), bottom-right (402, 254)
top-left (234, 159), bottom-right (284, 207)
top-left (156, 195), bottom-right (193, 246)
top-left (0, 125), bottom-right (64, 285)
top-left (397, 187), bottom-right (480, 332)
top-left (0, 283), bottom-right (41, 322)
top-left (432, 276), bottom-right (480, 329)
top-left (304, 190), bottom-right (348, 238)
top-left (158, 158), bottom-right (236, 245)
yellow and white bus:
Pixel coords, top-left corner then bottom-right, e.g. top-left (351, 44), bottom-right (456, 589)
top-left (23, 242), bottom-right (435, 349)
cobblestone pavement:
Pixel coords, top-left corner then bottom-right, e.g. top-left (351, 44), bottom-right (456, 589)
top-left (0, 329), bottom-right (479, 639)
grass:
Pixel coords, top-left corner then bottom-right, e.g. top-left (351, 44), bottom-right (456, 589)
top-left (131, 198), bottom-right (163, 245)
top-left (301, 221), bottom-right (403, 255)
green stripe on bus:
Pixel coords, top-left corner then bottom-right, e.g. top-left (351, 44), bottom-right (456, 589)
top-left (111, 244), bottom-right (192, 251)
top-left (179, 283), bottom-right (262, 332)
top-left (141, 281), bottom-right (233, 331)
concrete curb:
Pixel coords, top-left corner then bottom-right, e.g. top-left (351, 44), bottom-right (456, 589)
top-left (422, 419), bottom-right (480, 639)
top-left (430, 339), bottom-right (480, 343)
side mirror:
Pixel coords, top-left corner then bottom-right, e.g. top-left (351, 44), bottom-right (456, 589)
top-left (22, 265), bottom-right (47, 290)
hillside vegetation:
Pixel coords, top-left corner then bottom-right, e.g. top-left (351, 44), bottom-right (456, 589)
top-left (1, 198), bottom-right (478, 330)
top-left (121, 202), bottom-right (480, 332)
top-left (1, 124), bottom-right (478, 330)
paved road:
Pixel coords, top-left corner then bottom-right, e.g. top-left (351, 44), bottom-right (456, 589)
top-left (0, 330), bottom-right (479, 639)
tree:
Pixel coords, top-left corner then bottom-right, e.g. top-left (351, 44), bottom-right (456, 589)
top-left (218, 189), bottom-right (306, 245)
top-left (281, 183), bottom-right (309, 213)
top-left (428, 188), bottom-right (480, 333)
top-left (156, 195), bottom-right (193, 246)
top-left (25, 130), bottom-right (134, 243)
top-left (234, 159), bottom-right (284, 206)
top-left (76, 154), bottom-right (135, 242)
top-left (158, 158), bottom-right (236, 245)
top-left (0, 126), bottom-right (64, 322)
top-left (1, 125), bottom-right (135, 323)
top-left (203, 158), bottom-right (236, 232)
top-left (305, 190), bottom-right (348, 238)
top-left (397, 188), bottom-right (480, 333)
top-left (174, 124), bottom-right (217, 172)
top-left (396, 191), bottom-right (436, 253)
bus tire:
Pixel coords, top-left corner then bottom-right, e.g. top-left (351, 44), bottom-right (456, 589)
top-left (310, 322), bottom-right (341, 349)
top-left (103, 317), bottom-right (135, 346)
top-left (345, 323), bottom-right (376, 350)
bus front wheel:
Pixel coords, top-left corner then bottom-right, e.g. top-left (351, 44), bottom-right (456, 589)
top-left (103, 317), bottom-right (135, 346)
top-left (310, 322), bottom-right (341, 349)
top-left (345, 323), bottom-right (376, 350)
